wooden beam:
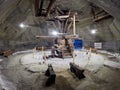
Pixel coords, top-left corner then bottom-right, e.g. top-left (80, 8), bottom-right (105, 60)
top-left (55, 7), bottom-right (59, 16)
top-left (63, 19), bottom-right (68, 33)
top-left (73, 14), bottom-right (76, 35)
top-left (35, 0), bottom-right (40, 16)
top-left (91, 6), bottom-right (96, 19)
top-left (57, 20), bottom-right (61, 32)
top-left (36, 35), bottom-right (82, 39)
top-left (36, 36), bottom-right (57, 38)
top-left (61, 21), bottom-right (64, 33)
top-left (56, 7), bottom-right (64, 15)
top-left (46, 0), bottom-right (55, 17)
top-left (52, 22), bottom-right (57, 29)
top-left (39, 0), bottom-right (44, 15)
top-left (55, 15), bottom-right (69, 19)
top-left (95, 10), bottom-right (104, 15)
top-left (66, 22), bottom-right (72, 33)
top-left (64, 10), bottom-right (71, 33)
top-left (93, 14), bottom-right (111, 22)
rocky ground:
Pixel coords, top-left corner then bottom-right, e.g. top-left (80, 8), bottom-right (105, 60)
top-left (0, 50), bottom-right (120, 90)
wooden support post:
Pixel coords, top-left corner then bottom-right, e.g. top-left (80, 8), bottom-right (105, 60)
top-left (91, 6), bottom-right (96, 19)
top-left (66, 22), bottom-right (72, 33)
top-left (55, 7), bottom-right (59, 16)
top-left (64, 10), bottom-right (70, 33)
top-left (42, 46), bottom-right (44, 53)
top-left (43, 47), bottom-right (46, 64)
top-left (52, 22), bottom-right (57, 30)
top-left (88, 48), bottom-right (91, 60)
top-left (46, 0), bottom-right (55, 17)
top-left (33, 48), bottom-right (34, 58)
top-left (33, 47), bottom-right (36, 58)
top-left (63, 19), bottom-right (68, 33)
top-left (39, 0), bottom-right (44, 15)
top-left (72, 51), bottom-right (75, 63)
top-left (35, 0), bottom-right (40, 16)
top-left (73, 14), bottom-right (76, 35)
top-left (57, 20), bottom-right (61, 33)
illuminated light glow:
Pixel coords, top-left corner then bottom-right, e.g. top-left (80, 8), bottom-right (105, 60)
top-left (91, 29), bottom-right (97, 34)
top-left (19, 23), bottom-right (25, 28)
top-left (52, 31), bottom-right (58, 36)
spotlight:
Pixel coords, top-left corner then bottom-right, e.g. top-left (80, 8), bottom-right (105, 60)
top-left (19, 23), bottom-right (25, 28)
top-left (52, 31), bottom-right (58, 36)
top-left (91, 29), bottom-right (97, 34)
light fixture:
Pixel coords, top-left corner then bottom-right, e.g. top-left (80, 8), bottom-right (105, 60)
top-left (19, 23), bottom-right (25, 28)
top-left (91, 29), bottom-right (97, 34)
top-left (52, 31), bottom-right (58, 36)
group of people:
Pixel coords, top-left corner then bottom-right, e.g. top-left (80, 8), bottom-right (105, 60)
top-left (51, 36), bottom-right (74, 58)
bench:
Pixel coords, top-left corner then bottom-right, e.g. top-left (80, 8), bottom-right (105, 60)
top-left (70, 62), bottom-right (85, 79)
top-left (45, 64), bottom-right (56, 86)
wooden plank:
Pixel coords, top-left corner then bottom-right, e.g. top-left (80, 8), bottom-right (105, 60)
top-left (55, 7), bottom-right (59, 16)
top-left (73, 14), bottom-right (76, 35)
top-left (65, 22), bottom-right (72, 33)
top-left (57, 20), bottom-right (61, 32)
top-left (56, 7), bottom-right (64, 15)
top-left (35, 0), bottom-right (40, 16)
top-left (52, 21), bottom-right (57, 29)
top-left (55, 15), bottom-right (69, 19)
top-left (39, 0), bottom-right (44, 15)
top-left (46, 0), bottom-right (55, 17)
top-left (63, 19), bottom-right (69, 33)
top-left (93, 14), bottom-right (111, 22)
top-left (36, 36), bottom-right (57, 38)
top-left (64, 10), bottom-right (71, 33)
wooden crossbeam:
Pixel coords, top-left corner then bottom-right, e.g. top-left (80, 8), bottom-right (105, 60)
top-left (36, 35), bottom-right (81, 39)
top-left (34, 0), bottom-right (55, 17)
top-left (56, 7), bottom-right (64, 15)
top-left (95, 10), bottom-right (104, 15)
top-left (36, 36), bottom-right (57, 38)
top-left (91, 5), bottom-right (112, 22)
top-left (93, 14), bottom-right (111, 22)
top-left (55, 15), bottom-right (69, 19)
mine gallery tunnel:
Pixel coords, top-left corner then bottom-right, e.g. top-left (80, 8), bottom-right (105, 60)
top-left (0, 0), bottom-right (120, 90)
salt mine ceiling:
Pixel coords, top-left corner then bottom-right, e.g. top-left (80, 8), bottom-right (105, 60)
top-left (0, 0), bottom-right (120, 42)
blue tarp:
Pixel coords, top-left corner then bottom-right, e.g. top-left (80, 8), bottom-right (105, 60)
top-left (74, 39), bottom-right (83, 50)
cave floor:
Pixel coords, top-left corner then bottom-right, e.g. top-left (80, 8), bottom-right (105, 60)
top-left (0, 50), bottom-right (120, 90)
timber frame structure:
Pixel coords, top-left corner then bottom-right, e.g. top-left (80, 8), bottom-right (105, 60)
top-left (35, 0), bottom-right (55, 17)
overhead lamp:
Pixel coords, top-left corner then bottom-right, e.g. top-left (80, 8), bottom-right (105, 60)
top-left (52, 31), bottom-right (58, 36)
top-left (91, 29), bottom-right (97, 34)
top-left (19, 23), bottom-right (25, 28)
